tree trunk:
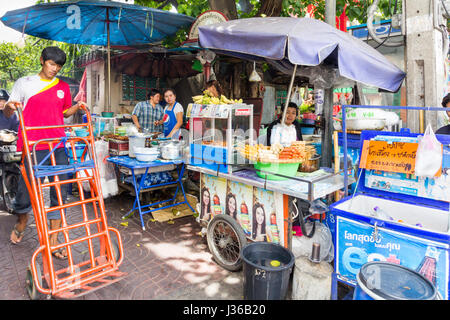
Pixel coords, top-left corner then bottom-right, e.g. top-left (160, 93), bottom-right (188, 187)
top-left (256, 0), bottom-right (283, 17)
top-left (208, 0), bottom-right (238, 20)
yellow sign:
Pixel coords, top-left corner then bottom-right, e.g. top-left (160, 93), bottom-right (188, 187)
top-left (359, 140), bottom-right (419, 174)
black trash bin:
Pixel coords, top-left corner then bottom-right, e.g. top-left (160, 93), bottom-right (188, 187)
top-left (241, 242), bottom-right (295, 300)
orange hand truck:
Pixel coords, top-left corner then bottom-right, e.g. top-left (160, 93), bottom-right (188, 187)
top-left (17, 105), bottom-right (126, 299)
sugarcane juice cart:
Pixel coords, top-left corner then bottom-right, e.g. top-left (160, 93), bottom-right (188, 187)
top-left (186, 102), bottom-right (355, 271)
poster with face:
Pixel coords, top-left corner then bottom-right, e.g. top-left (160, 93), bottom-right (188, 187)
top-left (200, 174), bottom-right (227, 222)
top-left (199, 174), bottom-right (212, 222)
top-left (252, 187), bottom-right (282, 244)
top-left (226, 180), bottom-right (253, 237)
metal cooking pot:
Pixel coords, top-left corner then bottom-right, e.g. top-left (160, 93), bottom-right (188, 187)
top-left (160, 140), bottom-right (184, 160)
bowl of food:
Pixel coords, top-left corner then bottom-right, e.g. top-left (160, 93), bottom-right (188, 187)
top-left (134, 147), bottom-right (159, 162)
top-left (101, 111), bottom-right (114, 118)
top-left (74, 128), bottom-right (89, 137)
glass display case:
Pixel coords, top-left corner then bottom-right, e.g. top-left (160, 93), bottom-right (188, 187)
top-left (187, 103), bottom-right (255, 174)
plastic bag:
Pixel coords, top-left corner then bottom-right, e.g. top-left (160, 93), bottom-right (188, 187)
top-left (95, 140), bottom-right (118, 198)
top-left (415, 124), bottom-right (443, 178)
top-left (290, 86), bottom-right (302, 106)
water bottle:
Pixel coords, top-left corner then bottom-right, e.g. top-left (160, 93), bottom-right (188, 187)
top-left (372, 206), bottom-right (394, 221)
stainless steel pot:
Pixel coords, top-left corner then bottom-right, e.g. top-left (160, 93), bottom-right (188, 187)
top-left (160, 140), bottom-right (184, 160)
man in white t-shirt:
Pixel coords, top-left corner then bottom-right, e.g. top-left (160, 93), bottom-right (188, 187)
top-left (267, 102), bottom-right (303, 146)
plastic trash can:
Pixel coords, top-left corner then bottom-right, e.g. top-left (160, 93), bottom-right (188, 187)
top-left (353, 261), bottom-right (438, 300)
top-left (241, 242), bottom-right (295, 300)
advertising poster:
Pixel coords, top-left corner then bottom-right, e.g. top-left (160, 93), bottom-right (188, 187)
top-left (199, 174), bottom-right (213, 222)
top-left (252, 187), bottom-right (281, 244)
top-left (200, 174), bottom-right (226, 222)
top-left (201, 173), bottom-right (287, 246)
top-left (226, 180), bottom-right (253, 237)
top-left (336, 216), bottom-right (449, 299)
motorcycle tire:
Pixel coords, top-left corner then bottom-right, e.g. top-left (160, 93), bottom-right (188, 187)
top-left (2, 169), bottom-right (19, 213)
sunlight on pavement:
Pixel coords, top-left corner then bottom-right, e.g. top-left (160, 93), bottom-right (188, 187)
top-left (144, 240), bottom-right (225, 284)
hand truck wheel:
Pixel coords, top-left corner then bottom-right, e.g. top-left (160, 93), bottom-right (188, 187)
top-left (206, 214), bottom-right (247, 272)
top-left (111, 240), bottom-right (120, 263)
top-left (26, 263), bottom-right (43, 300)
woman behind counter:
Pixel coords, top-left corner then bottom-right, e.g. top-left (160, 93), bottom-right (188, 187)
top-left (158, 88), bottom-right (183, 139)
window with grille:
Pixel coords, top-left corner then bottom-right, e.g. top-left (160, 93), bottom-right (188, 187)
top-left (276, 90), bottom-right (287, 107)
top-left (121, 74), bottom-right (167, 102)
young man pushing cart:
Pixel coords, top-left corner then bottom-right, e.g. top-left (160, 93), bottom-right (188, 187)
top-left (4, 46), bottom-right (86, 258)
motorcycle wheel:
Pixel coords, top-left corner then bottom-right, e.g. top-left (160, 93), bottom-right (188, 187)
top-left (2, 169), bottom-right (19, 213)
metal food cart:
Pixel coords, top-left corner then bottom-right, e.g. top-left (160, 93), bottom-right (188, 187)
top-left (186, 102), bottom-right (355, 271)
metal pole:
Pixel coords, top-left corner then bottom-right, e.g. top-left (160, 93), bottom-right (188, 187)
top-left (106, 8), bottom-right (111, 112)
top-left (322, 0), bottom-right (336, 168)
top-left (281, 64), bottom-right (298, 126)
top-left (325, 0), bottom-right (336, 25)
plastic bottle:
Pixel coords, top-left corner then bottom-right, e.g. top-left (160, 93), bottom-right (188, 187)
top-left (372, 206), bottom-right (394, 221)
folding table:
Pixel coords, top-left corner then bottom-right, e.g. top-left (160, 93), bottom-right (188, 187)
top-left (107, 156), bottom-right (195, 230)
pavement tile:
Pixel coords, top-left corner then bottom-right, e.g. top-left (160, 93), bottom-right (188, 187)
top-left (0, 190), bottom-right (243, 300)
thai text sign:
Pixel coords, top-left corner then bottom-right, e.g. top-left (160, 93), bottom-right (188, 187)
top-left (359, 140), bottom-right (418, 174)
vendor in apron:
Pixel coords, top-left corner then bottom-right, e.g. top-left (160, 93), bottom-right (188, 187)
top-left (267, 102), bottom-right (303, 146)
top-left (160, 88), bottom-right (184, 139)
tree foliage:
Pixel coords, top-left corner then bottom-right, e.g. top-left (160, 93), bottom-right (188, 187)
top-left (0, 36), bottom-right (89, 90)
top-left (135, 0), bottom-right (402, 47)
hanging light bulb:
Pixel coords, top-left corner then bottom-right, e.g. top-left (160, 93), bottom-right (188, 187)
top-left (249, 61), bottom-right (262, 82)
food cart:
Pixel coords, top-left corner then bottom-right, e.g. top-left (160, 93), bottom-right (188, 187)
top-left (186, 101), bottom-right (355, 271)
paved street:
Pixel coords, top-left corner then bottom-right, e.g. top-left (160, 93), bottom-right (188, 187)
top-left (0, 190), bottom-right (243, 300)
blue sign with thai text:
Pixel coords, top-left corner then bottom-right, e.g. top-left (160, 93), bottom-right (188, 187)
top-left (336, 216), bottom-right (449, 299)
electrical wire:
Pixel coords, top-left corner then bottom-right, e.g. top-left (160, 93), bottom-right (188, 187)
top-left (374, 0), bottom-right (398, 49)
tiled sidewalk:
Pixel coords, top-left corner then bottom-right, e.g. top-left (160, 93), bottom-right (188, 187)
top-left (0, 191), bottom-right (243, 300)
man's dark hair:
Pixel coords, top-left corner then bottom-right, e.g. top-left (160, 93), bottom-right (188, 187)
top-left (442, 93), bottom-right (450, 108)
top-left (280, 102), bottom-right (299, 116)
top-left (41, 46), bottom-right (66, 66)
top-left (147, 88), bottom-right (161, 100)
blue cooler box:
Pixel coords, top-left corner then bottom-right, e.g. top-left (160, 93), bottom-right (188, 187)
top-left (330, 130), bottom-right (450, 300)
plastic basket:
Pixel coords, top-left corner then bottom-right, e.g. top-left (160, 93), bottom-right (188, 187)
top-left (254, 161), bottom-right (300, 181)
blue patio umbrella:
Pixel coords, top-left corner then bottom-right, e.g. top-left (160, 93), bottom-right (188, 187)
top-left (198, 17), bottom-right (406, 124)
top-left (0, 0), bottom-right (195, 109)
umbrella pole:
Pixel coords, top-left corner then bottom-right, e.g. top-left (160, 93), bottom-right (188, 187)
top-left (107, 9), bottom-right (111, 112)
top-left (281, 64), bottom-right (298, 126)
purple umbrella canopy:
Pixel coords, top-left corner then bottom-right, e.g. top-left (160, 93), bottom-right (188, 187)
top-left (199, 17), bottom-right (405, 92)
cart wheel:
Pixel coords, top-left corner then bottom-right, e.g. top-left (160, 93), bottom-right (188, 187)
top-left (110, 240), bottom-right (120, 263)
top-left (25, 263), bottom-right (42, 300)
top-left (2, 171), bottom-right (19, 213)
top-left (206, 214), bottom-right (247, 272)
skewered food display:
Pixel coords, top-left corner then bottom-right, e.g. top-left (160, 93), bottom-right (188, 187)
top-left (238, 141), bottom-right (316, 164)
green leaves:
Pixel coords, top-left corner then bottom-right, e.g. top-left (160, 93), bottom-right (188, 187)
top-left (0, 36), bottom-right (89, 90)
